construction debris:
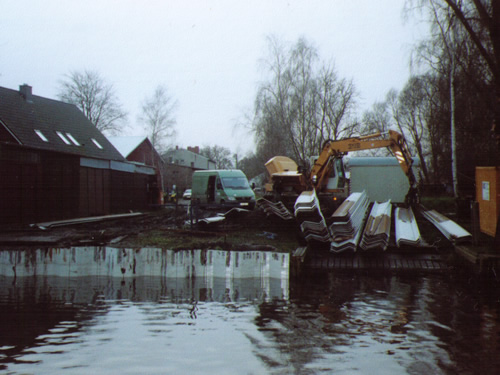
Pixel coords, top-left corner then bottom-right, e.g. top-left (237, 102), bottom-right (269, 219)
top-left (30, 212), bottom-right (144, 230)
top-left (257, 198), bottom-right (294, 220)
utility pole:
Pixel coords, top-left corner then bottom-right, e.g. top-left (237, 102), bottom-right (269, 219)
top-left (233, 153), bottom-right (238, 169)
top-left (450, 16), bottom-right (458, 198)
top-left (450, 50), bottom-right (458, 197)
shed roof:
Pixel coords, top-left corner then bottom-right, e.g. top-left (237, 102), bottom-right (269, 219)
top-left (107, 136), bottom-right (148, 158)
top-left (0, 85), bottom-right (125, 161)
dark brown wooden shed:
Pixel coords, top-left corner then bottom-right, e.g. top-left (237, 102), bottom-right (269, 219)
top-left (0, 84), bottom-right (154, 226)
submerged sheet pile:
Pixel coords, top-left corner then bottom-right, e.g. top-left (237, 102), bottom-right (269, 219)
top-left (421, 207), bottom-right (472, 243)
top-left (359, 200), bottom-right (392, 251)
top-left (295, 190), bottom-right (331, 242)
top-left (395, 207), bottom-right (421, 247)
top-left (329, 191), bottom-right (370, 253)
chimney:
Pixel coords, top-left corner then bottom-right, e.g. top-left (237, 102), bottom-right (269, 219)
top-left (19, 84), bottom-right (33, 103)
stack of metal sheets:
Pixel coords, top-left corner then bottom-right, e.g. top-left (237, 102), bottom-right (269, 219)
top-left (395, 207), bottom-right (421, 247)
top-left (421, 207), bottom-right (472, 243)
top-left (359, 200), bottom-right (392, 251)
top-left (295, 190), bottom-right (331, 242)
top-left (329, 191), bottom-right (370, 253)
top-left (257, 198), bottom-right (294, 220)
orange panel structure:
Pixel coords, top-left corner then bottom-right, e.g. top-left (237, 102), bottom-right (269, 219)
top-left (476, 167), bottom-right (500, 237)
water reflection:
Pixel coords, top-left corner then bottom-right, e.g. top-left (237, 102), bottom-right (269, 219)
top-left (1, 248), bottom-right (500, 374)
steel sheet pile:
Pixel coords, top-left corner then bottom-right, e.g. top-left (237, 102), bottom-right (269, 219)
top-left (257, 198), bottom-right (294, 220)
top-left (421, 207), bottom-right (472, 243)
top-left (360, 200), bottom-right (392, 251)
top-left (329, 191), bottom-right (370, 253)
top-left (395, 207), bottom-right (421, 247)
top-left (295, 190), bottom-right (331, 242)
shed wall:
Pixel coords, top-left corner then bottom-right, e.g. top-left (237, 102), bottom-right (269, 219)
top-left (0, 144), bottom-right (150, 226)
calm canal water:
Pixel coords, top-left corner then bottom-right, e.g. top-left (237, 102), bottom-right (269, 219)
top-left (0, 248), bottom-right (499, 374)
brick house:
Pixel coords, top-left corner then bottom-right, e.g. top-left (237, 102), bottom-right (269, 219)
top-left (107, 136), bottom-right (165, 204)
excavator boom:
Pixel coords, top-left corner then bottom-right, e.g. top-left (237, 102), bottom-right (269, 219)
top-left (309, 130), bottom-right (417, 205)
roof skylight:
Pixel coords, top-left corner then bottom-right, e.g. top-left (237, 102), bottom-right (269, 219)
top-left (34, 129), bottom-right (49, 142)
top-left (66, 132), bottom-right (81, 146)
top-left (91, 138), bottom-right (104, 149)
top-left (56, 131), bottom-right (71, 145)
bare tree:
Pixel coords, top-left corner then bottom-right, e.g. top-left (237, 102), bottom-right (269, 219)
top-left (253, 36), bottom-right (295, 162)
top-left (409, 0), bottom-right (500, 149)
top-left (361, 97), bottom-right (396, 157)
top-left (139, 85), bottom-right (177, 153)
top-left (58, 70), bottom-right (127, 134)
top-left (200, 145), bottom-right (233, 169)
top-left (316, 64), bottom-right (359, 143)
top-left (252, 36), bottom-right (358, 166)
top-left (362, 100), bottom-right (393, 134)
top-left (239, 153), bottom-right (266, 180)
top-left (393, 76), bottom-right (431, 182)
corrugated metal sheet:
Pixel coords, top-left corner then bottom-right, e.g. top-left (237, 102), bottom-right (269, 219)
top-left (360, 200), bottom-right (392, 251)
top-left (295, 190), bottom-right (331, 242)
top-left (421, 207), bottom-right (472, 243)
top-left (329, 191), bottom-right (370, 253)
top-left (395, 207), bottom-right (421, 247)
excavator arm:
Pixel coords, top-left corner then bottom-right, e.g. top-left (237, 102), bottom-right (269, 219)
top-left (310, 130), bottom-right (418, 206)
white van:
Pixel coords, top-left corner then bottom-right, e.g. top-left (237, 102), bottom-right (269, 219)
top-left (191, 170), bottom-right (256, 209)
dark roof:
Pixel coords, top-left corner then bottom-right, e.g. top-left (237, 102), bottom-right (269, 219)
top-left (0, 85), bottom-right (125, 161)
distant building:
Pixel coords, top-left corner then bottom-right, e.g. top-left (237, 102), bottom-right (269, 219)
top-left (165, 146), bottom-right (215, 169)
top-left (0, 84), bottom-right (155, 225)
top-left (163, 146), bottom-right (215, 194)
top-left (107, 136), bottom-right (165, 204)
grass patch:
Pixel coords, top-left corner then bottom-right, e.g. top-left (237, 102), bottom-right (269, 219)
top-left (122, 224), bottom-right (299, 252)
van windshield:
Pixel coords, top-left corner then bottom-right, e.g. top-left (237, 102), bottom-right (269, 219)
top-left (221, 177), bottom-right (250, 190)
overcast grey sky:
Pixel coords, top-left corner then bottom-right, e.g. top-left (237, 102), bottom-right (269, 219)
top-left (1, 0), bottom-right (428, 156)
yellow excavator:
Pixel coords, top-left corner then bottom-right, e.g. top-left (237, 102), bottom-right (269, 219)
top-left (264, 130), bottom-right (418, 213)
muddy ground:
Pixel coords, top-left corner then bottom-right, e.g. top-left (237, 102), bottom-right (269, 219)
top-left (0, 198), bottom-right (482, 254)
top-left (0, 205), bottom-right (300, 252)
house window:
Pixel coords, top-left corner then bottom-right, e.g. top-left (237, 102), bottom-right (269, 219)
top-left (34, 129), bottom-right (49, 142)
top-left (66, 132), bottom-right (81, 146)
top-left (91, 138), bottom-right (103, 149)
top-left (56, 131), bottom-right (71, 145)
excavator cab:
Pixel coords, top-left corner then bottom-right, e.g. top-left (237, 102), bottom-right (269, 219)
top-left (324, 157), bottom-right (346, 190)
